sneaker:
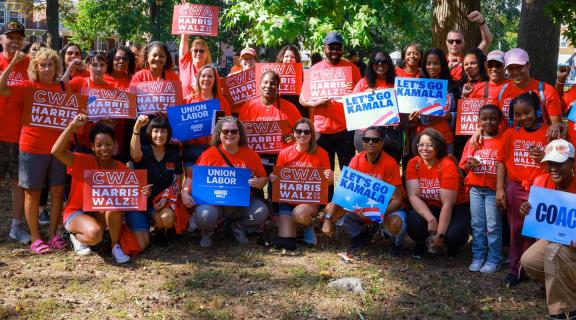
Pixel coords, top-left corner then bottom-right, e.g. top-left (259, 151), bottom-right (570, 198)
top-left (411, 243), bottom-right (426, 259)
top-left (302, 226), bottom-right (317, 246)
top-left (199, 231), bottom-right (213, 248)
top-left (230, 223), bottom-right (249, 244)
top-left (69, 234), bottom-right (92, 256)
top-left (39, 210), bottom-right (50, 226)
top-left (9, 225), bottom-right (31, 244)
top-left (469, 258), bottom-right (485, 272)
top-left (111, 244), bottom-right (130, 264)
top-left (480, 261), bottom-right (501, 273)
top-left (504, 273), bottom-right (523, 287)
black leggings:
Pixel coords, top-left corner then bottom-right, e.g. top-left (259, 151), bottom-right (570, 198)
top-left (407, 203), bottom-right (471, 251)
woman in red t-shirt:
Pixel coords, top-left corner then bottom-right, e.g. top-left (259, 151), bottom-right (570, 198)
top-left (0, 48), bottom-right (69, 254)
top-left (52, 114), bottom-right (137, 263)
top-left (276, 45), bottom-right (307, 118)
top-left (60, 43), bottom-right (89, 79)
top-left (179, 36), bottom-right (215, 99)
top-left (269, 118), bottom-right (333, 249)
top-left (130, 41), bottom-right (179, 83)
top-left (105, 47), bottom-right (136, 91)
top-left (182, 116), bottom-right (269, 247)
top-left (406, 128), bottom-right (470, 259)
top-left (395, 43), bottom-right (422, 78)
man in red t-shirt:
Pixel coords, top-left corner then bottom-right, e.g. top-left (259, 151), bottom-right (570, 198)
top-left (446, 11), bottom-right (493, 81)
top-left (299, 32), bottom-right (361, 171)
top-left (0, 21), bottom-right (30, 244)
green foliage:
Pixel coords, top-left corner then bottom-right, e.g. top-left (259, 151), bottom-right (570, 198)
top-left (546, 0), bottom-right (576, 45)
top-left (482, 0), bottom-right (521, 51)
top-left (222, 0), bottom-right (432, 53)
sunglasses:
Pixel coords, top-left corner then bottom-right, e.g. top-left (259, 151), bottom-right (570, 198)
top-left (193, 49), bottom-right (206, 54)
top-left (294, 129), bottom-right (311, 135)
top-left (113, 56), bottom-right (129, 61)
top-left (221, 129), bottom-right (239, 135)
top-left (545, 143), bottom-right (571, 156)
top-left (373, 59), bottom-right (389, 65)
top-left (447, 39), bottom-right (463, 45)
top-left (362, 136), bottom-right (383, 144)
top-left (485, 62), bottom-right (503, 69)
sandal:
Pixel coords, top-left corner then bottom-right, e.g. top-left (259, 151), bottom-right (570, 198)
top-left (48, 235), bottom-right (68, 250)
top-left (30, 239), bottom-right (52, 255)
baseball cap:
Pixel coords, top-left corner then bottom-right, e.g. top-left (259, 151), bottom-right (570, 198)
top-left (542, 139), bottom-right (575, 163)
top-left (323, 32), bottom-right (343, 45)
top-left (240, 47), bottom-right (256, 58)
top-left (504, 48), bottom-right (529, 68)
top-left (486, 50), bottom-right (505, 64)
top-left (1, 21), bottom-right (25, 37)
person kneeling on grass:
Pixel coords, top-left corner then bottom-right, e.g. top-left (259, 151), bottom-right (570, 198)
top-left (52, 114), bottom-right (148, 263)
top-left (321, 126), bottom-right (406, 257)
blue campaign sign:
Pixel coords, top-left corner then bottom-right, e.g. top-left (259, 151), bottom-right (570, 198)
top-left (394, 77), bottom-right (448, 115)
top-left (522, 186), bottom-right (576, 245)
top-left (343, 88), bottom-right (400, 131)
top-left (192, 166), bottom-right (251, 206)
top-left (167, 99), bottom-right (220, 141)
top-left (332, 166), bottom-right (396, 223)
top-left (567, 101), bottom-right (576, 123)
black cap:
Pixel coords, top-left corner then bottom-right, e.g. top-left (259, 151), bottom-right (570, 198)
top-left (323, 32), bottom-right (343, 45)
top-left (1, 21), bottom-right (25, 37)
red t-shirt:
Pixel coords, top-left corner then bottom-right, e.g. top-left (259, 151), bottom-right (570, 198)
top-left (466, 80), bottom-right (510, 100)
top-left (195, 145), bottom-right (266, 178)
top-left (308, 60), bottom-right (361, 134)
top-left (459, 134), bottom-right (503, 191)
top-left (14, 81), bottom-right (69, 154)
top-left (63, 153), bottom-right (126, 222)
top-left (498, 79), bottom-right (561, 124)
top-left (352, 78), bottom-right (394, 93)
top-left (276, 144), bottom-right (330, 168)
top-left (395, 67), bottom-right (420, 78)
top-left (349, 151), bottom-right (402, 187)
top-left (104, 74), bottom-right (132, 91)
top-left (561, 86), bottom-right (576, 146)
top-left (405, 156), bottom-right (468, 207)
top-left (499, 125), bottom-right (548, 189)
top-left (415, 91), bottom-right (456, 145)
top-left (179, 52), bottom-right (222, 99)
top-left (183, 95), bottom-right (231, 145)
top-left (130, 69), bottom-right (180, 84)
top-left (0, 54), bottom-right (30, 143)
top-left (238, 97), bottom-right (301, 127)
top-left (533, 173), bottom-right (576, 193)
top-left (71, 69), bottom-right (90, 79)
top-left (447, 55), bottom-right (464, 81)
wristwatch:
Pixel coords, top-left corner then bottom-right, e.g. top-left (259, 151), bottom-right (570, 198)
top-left (324, 213), bottom-right (332, 221)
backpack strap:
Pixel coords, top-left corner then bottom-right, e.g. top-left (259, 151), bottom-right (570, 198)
top-left (483, 81), bottom-right (489, 99)
top-left (497, 82), bottom-right (509, 104)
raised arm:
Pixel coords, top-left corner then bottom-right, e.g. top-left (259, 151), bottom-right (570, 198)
top-left (51, 113), bottom-right (88, 167)
top-left (0, 51), bottom-right (25, 96)
top-left (468, 11), bottom-right (493, 54)
top-left (130, 115), bottom-right (150, 163)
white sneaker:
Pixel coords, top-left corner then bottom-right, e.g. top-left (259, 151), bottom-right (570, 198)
top-left (480, 261), bottom-right (501, 273)
top-left (112, 244), bottom-right (130, 264)
top-left (9, 225), bottom-right (31, 244)
top-left (469, 258), bottom-right (485, 272)
top-left (70, 234), bottom-right (92, 256)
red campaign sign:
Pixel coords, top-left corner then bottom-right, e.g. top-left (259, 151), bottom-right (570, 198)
top-left (22, 87), bottom-right (87, 131)
top-left (222, 69), bottom-right (257, 109)
top-left (130, 81), bottom-right (183, 115)
top-left (301, 66), bottom-right (352, 100)
top-left (84, 88), bottom-right (137, 119)
top-left (83, 169), bottom-right (147, 211)
top-left (244, 120), bottom-right (292, 154)
top-left (171, 4), bottom-right (219, 37)
top-left (456, 98), bottom-right (492, 135)
top-left (255, 63), bottom-right (303, 95)
top-left (272, 166), bottom-right (329, 204)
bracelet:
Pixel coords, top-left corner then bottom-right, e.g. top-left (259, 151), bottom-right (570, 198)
top-left (557, 80), bottom-right (565, 85)
top-left (132, 131), bottom-right (139, 135)
top-left (479, 19), bottom-right (486, 25)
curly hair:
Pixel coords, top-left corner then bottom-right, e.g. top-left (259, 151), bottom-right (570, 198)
top-left (210, 116), bottom-right (248, 147)
top-left (276, 45), bottom-right (301, 63)
top-left (365, 50), bottom-right (396, 87)
top-left (106, 47), bottom-right (136, 77)
top-left (461, 48), bottom-right (488, 83)
top-left (412, 128), bottom-right (448, 160)
top-left (140, 41), bottom-right (173, 71)
top-left (421, 48), bottom-right (452, 81)
top-left (509, 91), bottom-right (542, 127)
top-left (28, 47), bottom-right (63, 82)
top-left (89, 122), bottom-right (116, 143)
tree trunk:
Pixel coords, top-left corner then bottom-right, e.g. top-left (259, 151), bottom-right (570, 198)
top-left (518, 0), bottom-right (560, 84)
top-left (432, 0), bottom-right (481, 54)
top-left (46, 0), bottom-right (60, 50)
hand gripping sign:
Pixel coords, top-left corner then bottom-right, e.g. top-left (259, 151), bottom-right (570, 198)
top-left (255, 63), bottom-right (303, 95)
top-left (167, 99), bottom-right (221, 141)
top-left (222, 69), bottom-right (257, 110)
top-left (272, 166), bottom-right (329, 204)
top-left (191, 166), bottom-right (251, 207)
top-left (455, 98), bottom-right (492, 135)
top-left (394, 77), bottom-right (448, 115)
top-left (343, 88), bottom-right (400, 130)
top-left (301, 66), bottom-right (353, 100)
top-left (130, 80), bottom-right (183, 115)
top-left (84, 88), bottom-right (137, 120)
top-left (23, 87), bottom-right (87, 130)
top-left (171, 4), bottom-right (219, 36)
top-left (243, 120), bottom-right (292, 154)
top-left (83, 170), bottom-right (147, 211)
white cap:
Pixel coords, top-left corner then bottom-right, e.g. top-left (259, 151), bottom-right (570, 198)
top-left (542, 139), bottom-right (575, 163)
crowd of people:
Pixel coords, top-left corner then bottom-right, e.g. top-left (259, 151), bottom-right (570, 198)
top-left (0, 8), bottom-right (574, 318)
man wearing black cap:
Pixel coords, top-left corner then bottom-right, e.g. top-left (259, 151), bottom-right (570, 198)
top-left (0, 20), bottom-right (31, 245)
top-left (299, 31), bottom-right (361, 171)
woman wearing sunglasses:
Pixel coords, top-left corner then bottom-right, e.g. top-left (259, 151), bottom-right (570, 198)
top-left (268, 118), bottom-right (333, 249)
top-left (519, 139), bottom-right (576, 320)
top-left (183, 116), bottom-right (269, 248)
top-left (105, 47), bottom-right (136, 91)
top-left (322, 126), bottom-right (405, 256)
top-left (179, 35), bottom-right (220, 101)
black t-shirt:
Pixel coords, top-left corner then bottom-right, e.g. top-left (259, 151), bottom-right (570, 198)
top-left (134, 145), bottom-right (183, 203)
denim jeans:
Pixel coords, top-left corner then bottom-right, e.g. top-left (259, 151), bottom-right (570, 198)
top-left (469, 186), bottom-right (502, 264)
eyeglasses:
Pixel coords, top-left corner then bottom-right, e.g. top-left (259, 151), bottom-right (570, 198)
top-left (294, 129), bottom-right (311, 135)
top-left (485, 62), bottom-right (503, 69)
top-left (447, 39), bottom-right (463, 45)
top-left (417, 143), bottom-right (435, 149)
top-left (362, 137), bottom-right (383, 144)
top-left (193, 49), bottom-right (206, 54)
top-left (113, 56), bottom-right (129, 61)
top-left (373, 59), bottom-right (389, 65)
top-left (221, 129), bottom-right (239, 135)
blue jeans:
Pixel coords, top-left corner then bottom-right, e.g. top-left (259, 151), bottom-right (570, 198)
top-left (469, 186), bottom-right (502, 264)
